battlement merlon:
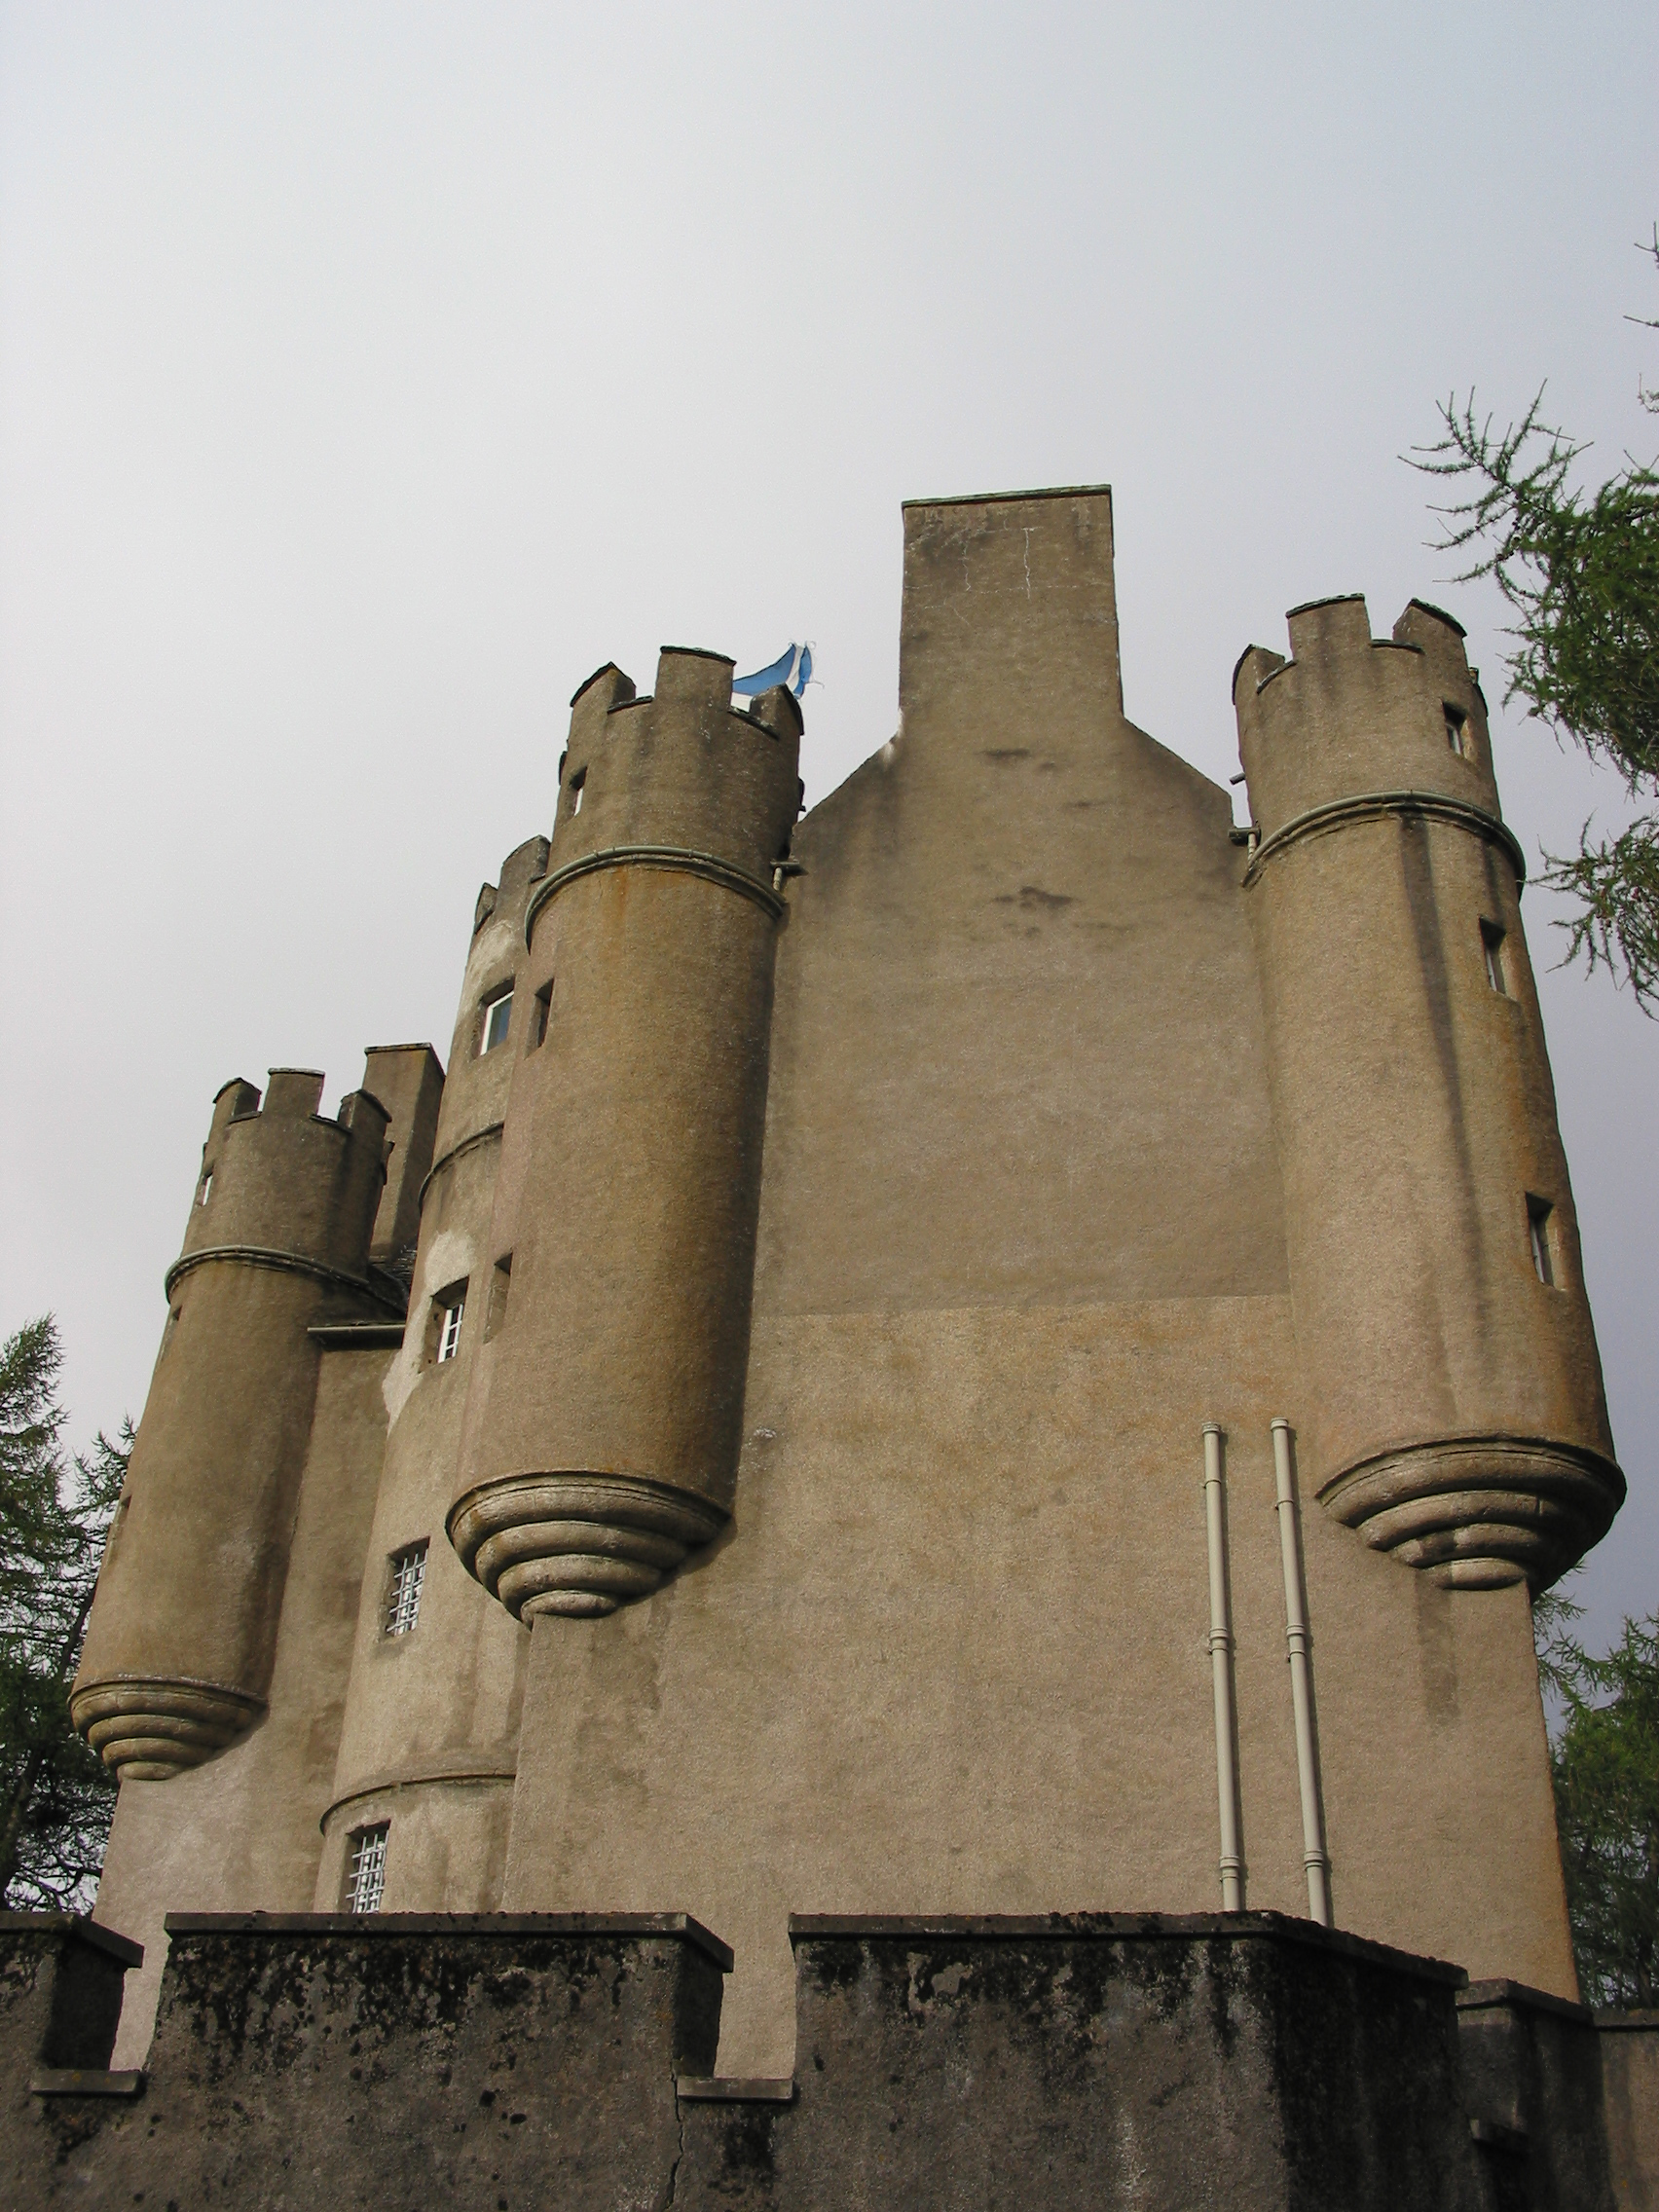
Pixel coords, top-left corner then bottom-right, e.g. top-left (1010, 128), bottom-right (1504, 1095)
top-left (1234, 594), bottom-right (1504, 853)
top-left (362, 1044), bottom-right (445, 1264)
top-left (471, 834), bottom-right (553, 941)
top-left (534, 646), bottom-right (803, 944)
top-left (176, 1067), bottom-right (392, 1292)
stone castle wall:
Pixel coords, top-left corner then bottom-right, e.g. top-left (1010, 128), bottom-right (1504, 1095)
top-left (73, 486), bottom-right (1620, 2098)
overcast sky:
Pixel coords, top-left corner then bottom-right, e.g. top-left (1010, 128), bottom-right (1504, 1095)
top-left (2, 2), bottom-right (1655, 1651)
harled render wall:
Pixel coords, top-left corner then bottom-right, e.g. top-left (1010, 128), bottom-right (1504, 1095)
top-left (499, 489), bottom-right (1577, 2077)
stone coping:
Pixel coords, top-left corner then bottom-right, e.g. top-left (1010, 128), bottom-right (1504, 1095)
top-left (786, 1911), bottom-right (1467, 1986)
top-left (677, 2078), bottom-right (796, 2103)
top-left (30, 2069), bottom-right (145, 2098)
top-left (0, 1912), bottom-right (144, 1968)
top-left (161, 1910), bottom-right (734, 1972)
top-left (1458, 1976), bottom-right (1595, 2025)
top-left (1595, 2008), bottom-right (1659, 2031)
top-left (902, 484), bottom-right (1112, 510)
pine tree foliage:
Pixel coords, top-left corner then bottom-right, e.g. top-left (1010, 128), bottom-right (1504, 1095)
top-left (0, 1317), bottom-right (125, 1909)
top-left (1533, 1590), bottom-right (1659, 2007)
top-left (1412, 233), bottom-right (1659, 1009)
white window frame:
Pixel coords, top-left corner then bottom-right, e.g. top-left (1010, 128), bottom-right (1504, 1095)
top-left (1482, 922), bottom-right (1508, 996)
top-left (1528, 1198), bottom-right (1556, 1286)
top-left (437, 1297), bottom-right (464, 1362)
top-left (481, 989), bottom-right (513, 1055)
top-left (385, 1541), bottom-right (428, 1637)
top-left (345, 1823), bottom-right (388, 1914)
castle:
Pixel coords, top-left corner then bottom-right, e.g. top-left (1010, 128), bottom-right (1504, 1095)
top-left (4, 485), bottom-right (1652, 2208)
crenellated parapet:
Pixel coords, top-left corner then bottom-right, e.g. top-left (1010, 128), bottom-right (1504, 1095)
top-left (1235, 594), bottom-right (1623, 1589)
top-left (448, 648), bottom-right (802, 1618)
top-left (165, 1068), bottom-right (394, 1305)
top-left (73, 1070), bottom-right (395, 1781)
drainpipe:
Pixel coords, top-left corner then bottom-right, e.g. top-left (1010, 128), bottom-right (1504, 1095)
top-left (1202, 1424), bottom-right (1244, 1911)
top-left (1272, 1419), bottom-right (1333, 1926)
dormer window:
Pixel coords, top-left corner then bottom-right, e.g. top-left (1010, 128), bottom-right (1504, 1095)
top-left (481, 989), bottom-right (513, 1055)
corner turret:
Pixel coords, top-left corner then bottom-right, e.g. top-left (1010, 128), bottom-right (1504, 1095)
top-left (1235, 594), bottom-right (1622, 1589)
top-left (74, 1068), bottom-right (397, 1780)
top-left (449, 647), bottom-right (801, 1618)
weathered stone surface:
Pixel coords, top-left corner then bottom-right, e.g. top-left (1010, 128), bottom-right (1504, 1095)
top-left (4, 1912), bottom-right (725, 2210)
top-left (1456, 1978), bottom-right (1617, 2211)
top-left (0, 1915), bottom-right (142, 2204)
top-left (1596, 2009), bottom-right (1659, 2212)
top-left (676, 1913), bottom-right (1485, 2211)
top-left (7, 1909), bottom-right (1647, 2209)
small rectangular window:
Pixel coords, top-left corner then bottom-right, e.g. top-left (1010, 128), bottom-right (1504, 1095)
top-left (344, 1823), bottom-right (389, 1914)
top-left (197, 1170), bottom-right (212, 1206)
top-left (531, 981), bottom-right (553, 1050)
top-left (570, 768), bottom-right (586, 817)
top-left (1481, 921), bottom-right (1509, 995)
top-left (485, 1255), bottom-right (512, 1343)
top-left (436, 1293), bottom-right (465, 1362)
top-left (385, 1541), bottom-right (427, 1637)
top-left (481, 989), bottom-right (513, 1055)
top-left (1527, 1196), bottom-right (1556, 1286)
top-left (1444, 704), bottom-right (1470, 758)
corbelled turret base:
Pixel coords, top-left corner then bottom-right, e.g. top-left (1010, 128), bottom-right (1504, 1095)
top-left (1319, 1436), bottom-right (1626, 1590)
top-left (449, 1473), bottom-right (728, 1617)
top-left (68, 1678), bottom-right (266, 1783)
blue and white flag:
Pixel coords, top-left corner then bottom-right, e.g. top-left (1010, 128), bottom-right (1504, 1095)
top-left (733, 644), bottom-right (813, 699)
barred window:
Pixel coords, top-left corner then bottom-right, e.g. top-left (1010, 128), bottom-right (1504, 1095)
top-left (345, 1823), bottom-right (388, 1914)
top-left (385, 1542), bottom-right (427, 1638)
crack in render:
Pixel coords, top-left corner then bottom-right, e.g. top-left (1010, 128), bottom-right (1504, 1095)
top-left (665, 2083), bottom-right (685, 2210)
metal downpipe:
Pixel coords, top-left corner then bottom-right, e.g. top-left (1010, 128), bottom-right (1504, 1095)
top-left (1202, 1424), bottom-right (1244, 1911)
top-left (1272, 1418), bottom-right (1333, 1926)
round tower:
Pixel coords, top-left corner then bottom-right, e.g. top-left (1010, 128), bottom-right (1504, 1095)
top-left (448, 647), bottom-right (802, 1618)
top-left (314, 836), bottom-right (548, 1912)
top-left (1235, 593), bottom-right (1622, 1588)
top-left (73, 1070), bottom-right (392, 1778)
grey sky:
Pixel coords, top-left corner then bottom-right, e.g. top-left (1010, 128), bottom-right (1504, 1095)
top-left (2, 2), bottom-right (1655, 1649)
